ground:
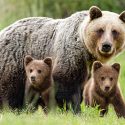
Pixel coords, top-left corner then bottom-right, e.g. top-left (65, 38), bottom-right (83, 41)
top-left (0, 51), bottom-right (125, 125)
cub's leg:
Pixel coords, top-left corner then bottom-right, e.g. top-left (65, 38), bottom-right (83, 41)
top-left (24, 87), bottom-right (40, 112)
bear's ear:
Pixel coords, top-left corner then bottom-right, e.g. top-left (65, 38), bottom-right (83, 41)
top-left (119, 11), bottom-right (125, 23)
top-left (112, 63), bottom-right (120, 73)
top-left (24, 55), bottom-right (33, 66)
top-left (89, 6), bottom-right (102, 20)
top-left (93, 61), bottom-right (103, 72)
top-left (44, 57), bottom-right (52, 68)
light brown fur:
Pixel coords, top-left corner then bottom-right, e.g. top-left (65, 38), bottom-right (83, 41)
top-left (80, 7), bottom-right (125, 63)
top-left (83, 61), bottom-right (125, 117)
top-left (24, 55), bottom-right (53, 113)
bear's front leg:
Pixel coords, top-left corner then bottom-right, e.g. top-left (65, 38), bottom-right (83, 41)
top-left (111, 88), bottom-right (125, 118)
top-left (71, 86), bottom-right (82, 114)
top-left (24, 87), bottom-right (40, 112)
top-left (52, 53), bottom-right (88, 114)
top-left (53, 68), bottom-right (83, 113)
top-left (54, 84), bottom-right (65, 111)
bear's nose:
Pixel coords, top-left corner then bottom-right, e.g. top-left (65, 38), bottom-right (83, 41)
top-left (105, 86), bottom-right (110, 91)
top-left (31, 76), bottom-right (35, 81)
top-left (102, 43), bottom-right (112, 53)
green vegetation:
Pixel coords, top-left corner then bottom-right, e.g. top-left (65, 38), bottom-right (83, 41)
top-left (0, 105), bottom-right (125, 125)
top-left (0, 0), bottom-right (125, 29)
top-left (0, 0), bottom-right (125, 124)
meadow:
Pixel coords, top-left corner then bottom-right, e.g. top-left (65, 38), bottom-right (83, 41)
top-left (0, 51), bottom-right (125, 125)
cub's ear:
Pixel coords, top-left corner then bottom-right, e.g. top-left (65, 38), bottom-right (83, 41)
top-left (112, 63), bottom-right (120, 73)
top-left (89, 6), bottom-right (102, 20)
top-left (119, 11), bottom-right (125, 23)
top-left (24, 55), bottom-right (33, 66)
top-left (44, 57), bottom-right (52, 67)
top-left (93, 61), bottom-right (103, 72)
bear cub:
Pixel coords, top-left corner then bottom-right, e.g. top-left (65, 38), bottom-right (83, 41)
top-left (83, 61), bottom-right (125, 118)
top-left (24, 55), bottom-right (53, 113)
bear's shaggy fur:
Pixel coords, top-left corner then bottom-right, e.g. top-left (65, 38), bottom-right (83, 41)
top-left (24, 55), bottom-right (52, 113)
top-left (0, 6), bottom-right (125, 112)
top-left (83, 61), bottom-right (125, 117)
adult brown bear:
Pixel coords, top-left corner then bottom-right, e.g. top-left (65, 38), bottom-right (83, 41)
top-left (0, 6), bottom-right (125, 113)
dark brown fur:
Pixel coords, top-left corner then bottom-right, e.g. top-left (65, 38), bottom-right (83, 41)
top-left (83, 61), bottom-right (125, 118)
top-left (24, 55), bottom-right (53, 113)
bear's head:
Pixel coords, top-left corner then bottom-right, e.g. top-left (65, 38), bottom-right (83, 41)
top-left (24, 55), bottom-right (52, 88)
top-left (92, 61), bottom-right (120, 94)
top-left (80, 6), bottom-right (125, 62)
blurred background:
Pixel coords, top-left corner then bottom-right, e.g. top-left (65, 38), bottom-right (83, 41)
top-left (0, 0), bottom-right (125, 29)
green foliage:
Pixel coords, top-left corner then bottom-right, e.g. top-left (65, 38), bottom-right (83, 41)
top-left (0, 0), bottom-right (125, 29)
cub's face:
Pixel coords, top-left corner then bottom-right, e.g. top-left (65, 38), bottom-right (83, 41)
top-left (81, 6), bottom-right (125, 62)
top-left (93, 61), bottom-right (120, 93)
top-left (24, 56), bottom-right (52, 88)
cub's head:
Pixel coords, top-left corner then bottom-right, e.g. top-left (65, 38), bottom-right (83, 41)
top-left (80, 6), bottom-right (125, 62)
top-left (92, 61), bottom-right (120, 94)
top-left (24, 55), bottom-right (52, 88)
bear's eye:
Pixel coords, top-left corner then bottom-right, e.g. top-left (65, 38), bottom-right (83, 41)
top-left (112, 30), bottom-right (119, 37)
top-left (30, 69), bottom-right (33, 73)
top-left (37, 70), bottom-right (42, 74)
top-left (101, 77), bottom-right (105, 81)
top-left (110, 77), bottom-right (113, 81)
top-left (96, 28), bottom-right (104, 36)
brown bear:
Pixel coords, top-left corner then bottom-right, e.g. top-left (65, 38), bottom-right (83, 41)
top-left (0, 6), bottom-right (125, 113)
top-left (83, 61), bottom-right (125, 117)
top-left (24, 55), bottom-right (53, 113)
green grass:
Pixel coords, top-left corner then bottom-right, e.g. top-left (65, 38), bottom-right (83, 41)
top-left (0, 107), bottom-right (125, 125)
top-left (1, 52), bottom-right (125, 125)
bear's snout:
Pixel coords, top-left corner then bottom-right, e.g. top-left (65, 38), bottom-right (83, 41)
top-left (102, 43), bottom-right (112, 53)
top-left (104, 86), bottom-right (110, 92)
top-left (31, 76), bottom-right (36, 82)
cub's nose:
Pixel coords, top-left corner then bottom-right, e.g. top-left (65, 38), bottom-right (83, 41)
top-left (105, 86), bottom-right (110, 92)
top-left (102, 43), bottom-right (112, 53)
top-left (31, 76), bottom-right (35, 81)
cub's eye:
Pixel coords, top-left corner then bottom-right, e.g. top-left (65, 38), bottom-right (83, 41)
top-left (112, 30), bottom-right (119, 37)
top-left (101, 77), bottom-right (105, 81)
top-left (96, 28), bottom-right (104, 36)
top-left (30, 69), bottom-right (32, 73)
top-left (37, 70), bottom-right (42, 74)
top-left (110, 77), bottom-right (113, 81)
